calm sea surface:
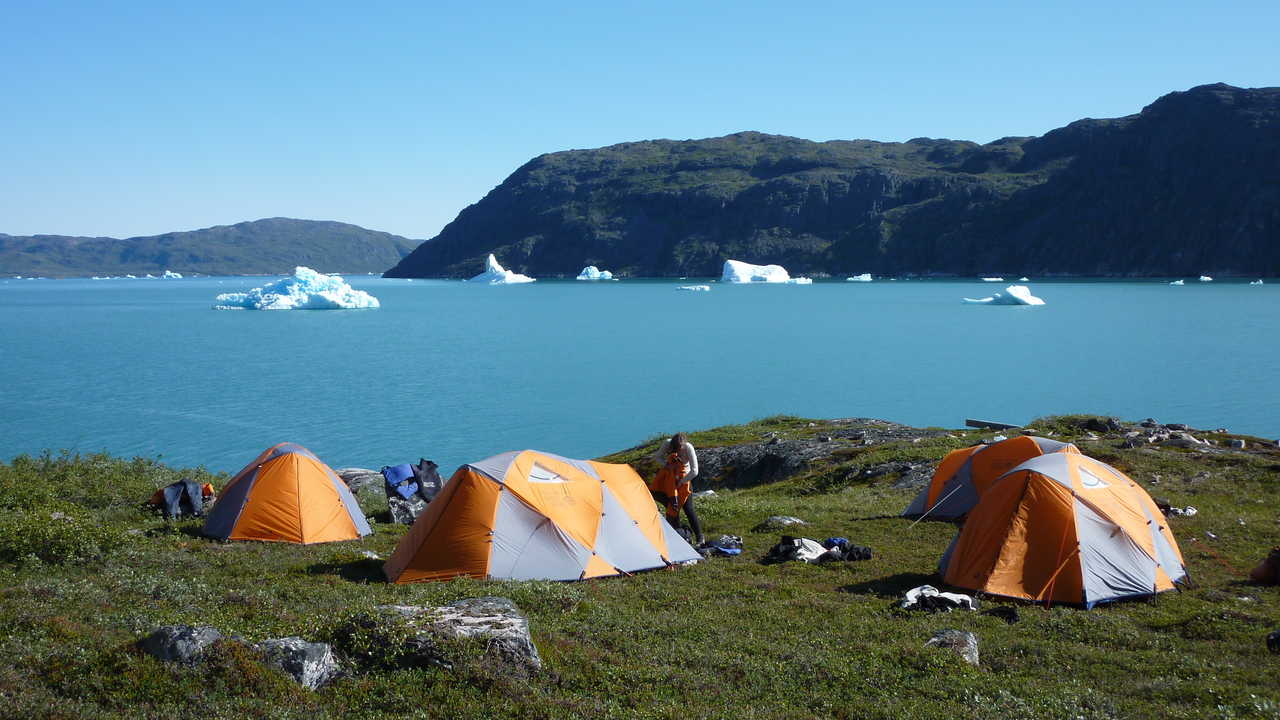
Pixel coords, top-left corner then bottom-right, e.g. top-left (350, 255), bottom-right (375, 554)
top-left (1, 276), bottom-right (1276, 473)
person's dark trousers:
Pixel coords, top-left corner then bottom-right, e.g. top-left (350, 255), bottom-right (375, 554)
top-left (652, 492), bottom-right (703, 542)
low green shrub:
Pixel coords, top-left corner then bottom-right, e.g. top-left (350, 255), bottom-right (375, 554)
top-left (0, 505), bottom-right (128, 564)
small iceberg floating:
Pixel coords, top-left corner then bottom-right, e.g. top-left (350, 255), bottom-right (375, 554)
top-left (788, 277), bottom-right (813, 285)
top-left (162, 270), bottom-right (183, 279)
top-left (1250, 279), bottom-right (1264, 285)
top-left (1199, 275), bottom-right (1213, 282)
top-left (1169, 279), bottom-right (1185, 285)
top-left (981, 276), bottom-right (1004, 282)
top-left (677, 285), bottom-right (711, 292)
top-left (1018, 276), bottom-right (1030, 282)
top-left (963, 284), bottom-right (1045, 306)
top-left (469, 254), bottom-right (535, 284)
top-left (575, 265), bottom-right (614, 281)
top-left (213, 267), bottom-right (380, 310)
top-left (845, 273), bottom-right (872, 282)
top-left (723, 259), bottom-right (785, 283)
top-left (722, 259), bottom-right (793, 284)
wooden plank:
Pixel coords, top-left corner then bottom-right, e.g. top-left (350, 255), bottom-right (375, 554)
top-left (965, 418), bottom-right (1022, 430)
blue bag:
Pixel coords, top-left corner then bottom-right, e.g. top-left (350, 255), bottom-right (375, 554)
top-left (382, 464), bottom-right (419, 499)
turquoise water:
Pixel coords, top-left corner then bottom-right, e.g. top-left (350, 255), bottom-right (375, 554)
top-left (1, 276), bottom-right (1276, 473)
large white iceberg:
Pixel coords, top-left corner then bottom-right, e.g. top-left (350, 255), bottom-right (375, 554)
top-left (576, 265), bottom-right (614, 281)
top-left (1169, 279), bottom-right (1185, 285)
top-left (1199, 275), bottom-right (1213, 282)
top-left (1250, 279), bottom-right (1264, 285)
top-left (846, 273), bottom-right (872, 282)
top-left (962, 284), bottom-right (1045, 306)
top-left (162, 270), bottom-right (183, 279)
top-left (722, 259), bottom-right (792, 283)
top-left (213, 267), bottom-right (380, 310)
top-left (469, 254), bottom-right (535, 284)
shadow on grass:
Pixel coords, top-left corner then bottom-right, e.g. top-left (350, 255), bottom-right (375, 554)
top-left (306, 558), bottom-right (387, 583)
top-left (838, 572), bottom-right (938, 598)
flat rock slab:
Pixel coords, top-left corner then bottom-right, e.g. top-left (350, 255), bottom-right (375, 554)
top-left (257, 637), bottom-right (341, 690)
top-left (139, 625), bottom-right (223, 665)
top-left (377, 596), bottom-right (541, 671)
top-left (757, 515), bottom-right (807, 530)
top-left (925, 629), bottom-right (980, 666)
top-left (335, 467), bottom-right (382, 493)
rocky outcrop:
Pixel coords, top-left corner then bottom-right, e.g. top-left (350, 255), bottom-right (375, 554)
top-left (695, 419), bottom-right (946, 490)
top-left (387, 84), bottom-right (1279, 279)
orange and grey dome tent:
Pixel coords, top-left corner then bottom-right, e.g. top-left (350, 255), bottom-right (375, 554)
top-left (384, 450), bottom-right (701, 583)
top-left (202, 442), bottom-right (371, 544)
top-left (939, 452), bottom-right (1187, 607)
top-left (902, 435), bottom-right (1078, 521)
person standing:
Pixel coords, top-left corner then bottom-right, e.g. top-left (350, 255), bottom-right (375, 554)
top-left (651, 432), bottom-right (705, 545)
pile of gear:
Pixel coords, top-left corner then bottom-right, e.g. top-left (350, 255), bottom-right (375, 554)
top-left (697, 535), bottom-right (743, 557)
top-left (380, 458), bottom-right (444, 525)
top-left (762, 536), bottom-right (873, 564)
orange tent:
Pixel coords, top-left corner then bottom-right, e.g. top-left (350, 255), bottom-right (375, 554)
top-left (939, 452), bottom-right (1187, 607)
top-left (385, 450), bottom-right (701, 583)
top-left (202, 443), bottom-right (371, 544)
top-left (902, 435), bottom-right (1078, 520)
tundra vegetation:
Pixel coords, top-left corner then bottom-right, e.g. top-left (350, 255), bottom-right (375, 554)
top-left (0, 414), bottom-right (1277, 719)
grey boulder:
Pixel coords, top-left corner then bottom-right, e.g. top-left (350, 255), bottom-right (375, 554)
top-left (139, 625), bottom-right (223, 665)
top-left (257, 637), bottom-right (342, 690)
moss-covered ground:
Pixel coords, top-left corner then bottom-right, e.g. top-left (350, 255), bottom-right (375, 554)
top-left (1, 415), bottom-right (1277, 719)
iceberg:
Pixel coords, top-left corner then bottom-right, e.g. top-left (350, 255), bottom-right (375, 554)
top-left (162, 270), bottom-right (183, 279)
top-left (677, 285), bottom-right (711, 292)
top-left (981, 277), bottom-right (1004, 282)
top-left (213, 267), bottom-right (380, 310)
top-left (1199, 275), bottom-right (1213, 282)
top-left (962, 284), bottom-right (1045, 306)
top-left (1018, 276), bottom-right (1030, 282)
top-left (1250, 279), bottom-right (1264, 285)
top-left (575, 265), bottom-right (614, 281)
top-left (469, 254), bottom-right (535, 284)
top-left (787, 277), bottom-right (813, 285)
top-left (721, 259), bottom-right (792, 283)
top-left (1169, 279), bottom-right (1185, 285)
top-left (845, 273), bottom-right (872, 282)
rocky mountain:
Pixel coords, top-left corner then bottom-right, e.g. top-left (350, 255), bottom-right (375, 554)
top-left (0, 218), bottom-right (418, 277)
top-left (386, 83), bottom-right (1280, 278)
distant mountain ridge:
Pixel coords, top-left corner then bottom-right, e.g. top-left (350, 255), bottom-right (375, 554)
top-left (386, 83), bottom-right (1280, 278)
top-left (0, 218), bottom-right (418, 277)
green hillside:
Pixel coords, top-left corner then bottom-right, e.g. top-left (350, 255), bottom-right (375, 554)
top-left (0, 218), bottom-right (418, 277)
top-left (388, 83), bottom-right (1280, 279)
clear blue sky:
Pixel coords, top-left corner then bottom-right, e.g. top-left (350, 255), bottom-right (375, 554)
top-left (2, 0), bottom-right (1276, 239)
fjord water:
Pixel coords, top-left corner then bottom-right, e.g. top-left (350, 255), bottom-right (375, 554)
top-left (1, 276), bottom-right (1276, 473)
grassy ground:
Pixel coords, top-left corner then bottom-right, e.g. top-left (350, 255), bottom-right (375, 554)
top-left (0, 416), bottom-right (1277, 719)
